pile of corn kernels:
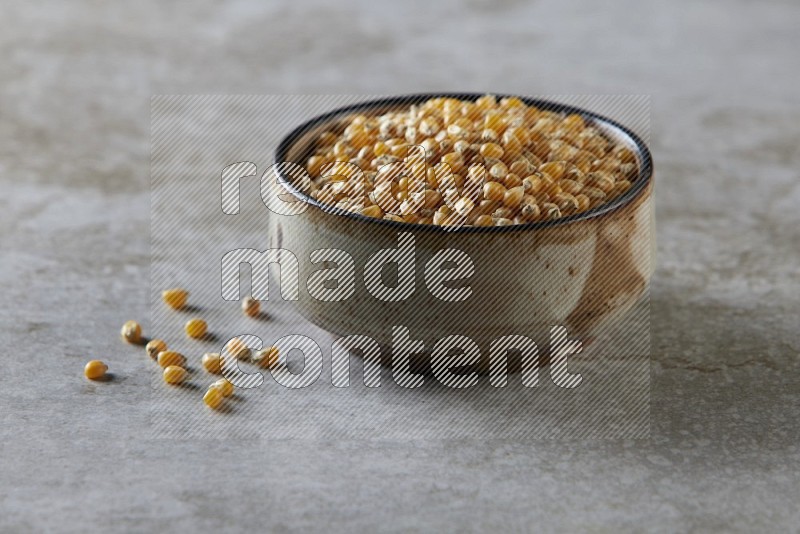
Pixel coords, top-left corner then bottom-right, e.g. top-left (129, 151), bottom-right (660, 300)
top-left (302, 95), bottom-right (639, 227)
top-left (84, 290), bottom-right (278, 412)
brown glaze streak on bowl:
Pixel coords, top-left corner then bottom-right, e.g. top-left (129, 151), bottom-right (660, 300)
top-left (273, 94), bottom-right (654, 371)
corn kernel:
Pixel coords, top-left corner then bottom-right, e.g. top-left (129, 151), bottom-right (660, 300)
top-left (202, 353), bottom-right (222, 374)
top-left (474, 214), bottom-right (494, 227)
top-left (203, 386), bottom-right (224, 410)
top-left (145, 339), bottom-right (167, 360)
top-left (503, 173), bottom-right (523, 189)
top-left (120, 320), bottom-right (142, 344)
top-left (611, 179), bottom-right (632, 198)
top-left (542, 203), bottom-right (562, 220)
top-left (540, 161), bottom-right (566, 181)
top-left (523, 175), bottom-right (543, 193)
top-left (214, 378), bottom-right (234, 397)
top-left (84, 360), bottom-right (107, 380)
top-left (559, 179), bottom-right (583, 195)
top-left (441, 152), bottom-right (464, 173)
top-left (479, 142), bottom-right (504, 159)
top-left (225, 337), bottom-right (251, 360)
top-left (359, 204), bottom-right (383, 218)
top-left (185, 319), bottom-right (207, 339)
top-left (162, 288), bottom-right (188, 310)
top-left (483, 181), bottom-right (507, 202)
top-left (158, 350), bottom-right (186, 368)
top-left (163, 365), bottom-right (187, 385)
top-left (241, 296), bottom-right (260, 318)
top-left (575, 194), bottom-right (591, 212)
top-left (454, 197), bottom-right (475, 216)
top-left (255, 346), bottom-right (280, 369)
top-left (489, 162), bottom-right (509, 180)
top-left (503, 186), bottom-right (525, 209)
top-left (521, 203), bottom-right (541, 220)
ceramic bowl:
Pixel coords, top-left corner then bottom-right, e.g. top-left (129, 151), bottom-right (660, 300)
top-left (272, 94), bottom-right (654, 371)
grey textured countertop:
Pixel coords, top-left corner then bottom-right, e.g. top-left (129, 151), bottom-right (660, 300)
top-left (1, 0), bottom-right (798, 532)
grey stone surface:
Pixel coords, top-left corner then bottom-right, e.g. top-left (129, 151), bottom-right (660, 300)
top-left (1, 0), bottom-right (798, 532)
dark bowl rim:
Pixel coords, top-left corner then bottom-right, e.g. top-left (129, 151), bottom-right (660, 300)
top-left (274, 93), bottom-right (653, 234)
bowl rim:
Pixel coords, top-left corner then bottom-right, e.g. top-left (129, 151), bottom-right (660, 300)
top-left (274, 93), bottom-right (653, 234)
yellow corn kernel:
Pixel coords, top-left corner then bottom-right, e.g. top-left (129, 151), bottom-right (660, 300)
top-left (145, 339), bottom-right (167, 360)
top-left (503, 186), bottom-right (525, 209)
top-left (494, 217), bottom-right (513, 226)
top-left (554, 192), bottom-right (579, 213)
top-left (502, 135), bottom-right (523, 160)
top-left (483, 181), bottom-right (507, 202)
top-left (360, 204), bottom-right (383, 218)
top-left (203, 386), bottom-right (224, 410)
top-left (611, 179), bottom-right (632, 197)
top-left (158, 350), bottom-right (186, 368)
top-left (84, 360), bottom-right (107, 380)
top-left (202, 353), bottom-right (222, 374)
top-left (583, 186), bottom-right (607, 203)
top-left (454, 197), bottom-right (475, 216)
top-left (503, 173), bottom-right (523, 189)
top-left (162, 288), bottom-right (188, 310)
top-left (241, 296), bottom-right (260, 318)
top-left (185, 319), bottom-right (207, 339)
top-left (225, 338), bottom-right (251, 360)
top-left (575, 194), bottom-right (591, 212)
top-left (440, 152), bottom-right (464, 173)
top-left (306, 155), bottom-right (329, 177)
top-left (475, 94), bottom-right (497, 109)
top-left (489, 162), bottom-right (509, 181)
top-left (522, 175), bottom-right (544, 194)
top-left (214, 378), bottom-right (234, 397)
top-left (163, 365), bottom-right (187, 385)
top-left (521, 203), bottom-right (541, 220)
top-left (563, 113), bottom-right (585, 132)
top-left (484, 111), bottom-right (506, 132)
top-left (614, 146), bottom-right (636, 164)
top-left (509, 159), bottom-right (531, 177)
top-left (473, 214), bottom-right (494, 227)
top-left (255, 346), bottom-right (280, 369)
top-left (540, 161), bottom-right (566, 181)
top-left (586, 172), bottom-right (615, 193)
top-left (559, 179), bottom-right (583, 195)
top-left (542, 202), bottom-right (562, 220)
top-left (500, 96), bottom-right (525, 108)
top-left (479, 142), bottom-right (504, 159)
top-left (120, 320), bottom-right (142, 344)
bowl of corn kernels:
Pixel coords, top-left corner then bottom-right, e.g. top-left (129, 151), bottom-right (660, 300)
top-left (271, 94), bottom-right (654, 371)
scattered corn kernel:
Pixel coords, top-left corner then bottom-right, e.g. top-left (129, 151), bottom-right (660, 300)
top-left (185, 318), bottom-right (207, 339)
top-left (84, 360), bottom-right (107, 380)
top-left (157, 350), bottom-right (186, 368)
top-left (120, 320), bottom-right (142, 344)
top-left (201, 353), bottom-right (223, 374)
top-left (203, 386), bottom-right (224, 410)
top-left (145, 339), bottom-right (167, 360)
top-left (225, 337), bottom-right (251, 360)
top-left (254, 346), bottom-right (280, 369)
top-left (214, 378), bottom-right (234, 397)
top-left (163, 365), bottom-right (187, 385)
top-left (162, 288), bottom-right (188, 310)
top-left (241, 296), bottom-right (260, 318)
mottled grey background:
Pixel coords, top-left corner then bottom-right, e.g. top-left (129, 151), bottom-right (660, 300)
top-left (1, 0), bottom-right (798, 532)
